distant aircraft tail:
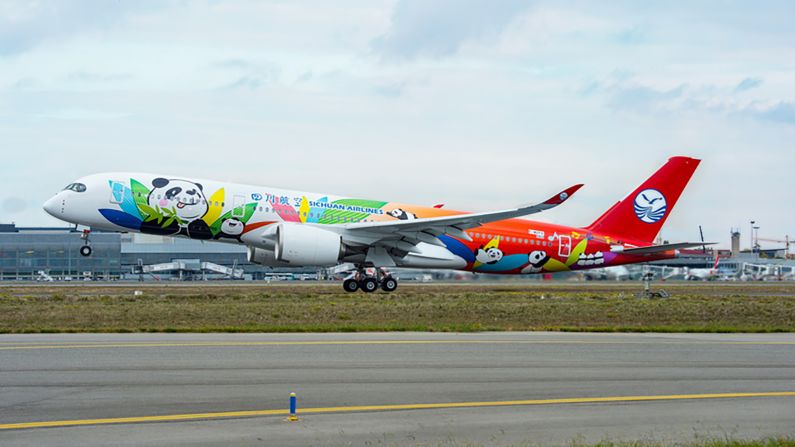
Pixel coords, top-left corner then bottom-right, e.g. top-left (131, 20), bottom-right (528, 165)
top-left (585, 156), bottom-right (701, 244)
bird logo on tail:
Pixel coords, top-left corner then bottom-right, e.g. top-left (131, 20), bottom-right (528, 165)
top-left (633, 189), bottom-right (667, 224)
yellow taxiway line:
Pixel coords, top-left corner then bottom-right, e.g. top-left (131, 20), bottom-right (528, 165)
top-left (0, 339), bottom-right (793, 351)
top-left (1, 391), bottom-right (794, 430)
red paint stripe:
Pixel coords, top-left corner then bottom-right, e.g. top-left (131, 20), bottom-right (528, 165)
top-left (241, 221), bottom-right (276, 234)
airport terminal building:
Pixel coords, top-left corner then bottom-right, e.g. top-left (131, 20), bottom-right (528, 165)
top-left (2, 223), bottom-right (792, 282)
top-left (0, 224), bottom-right (309, 281)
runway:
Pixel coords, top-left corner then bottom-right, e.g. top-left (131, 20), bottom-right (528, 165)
top-left (1, 333), bottom-right (793, 446)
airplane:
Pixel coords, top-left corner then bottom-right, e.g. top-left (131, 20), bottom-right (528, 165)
top-left (684, 257), bottom-right (721, 280)
top-left (582, 265), bottom-right (631, 281)
top-left (43, 156), bottom-right (711, 292)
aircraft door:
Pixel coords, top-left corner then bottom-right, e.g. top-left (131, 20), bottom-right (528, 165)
top-left (232, 195), bottom-right (246, 217)
top-left (558, 234), bottom-right (571, 258)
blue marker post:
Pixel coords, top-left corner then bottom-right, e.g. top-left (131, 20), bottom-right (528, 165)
top-left (288, 392), bottom-right (298, 422)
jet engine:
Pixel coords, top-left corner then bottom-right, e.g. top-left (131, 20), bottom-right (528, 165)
top-left (246, 246), bottom-right (290, 267)
top-left (246, 223), bottom-right (343, 267)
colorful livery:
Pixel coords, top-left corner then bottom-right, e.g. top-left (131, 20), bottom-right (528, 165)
top-left (44, 156), bottom-right (706, 292)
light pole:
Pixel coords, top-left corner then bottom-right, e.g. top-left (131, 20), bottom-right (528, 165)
top-left (753, 224), bottom-right (760, 253)
top-left (750, 221), bottom-right (755, 252)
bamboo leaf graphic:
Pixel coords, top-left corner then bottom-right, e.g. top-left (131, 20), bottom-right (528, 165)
top-left (138, 204), bottom-right (157, 220)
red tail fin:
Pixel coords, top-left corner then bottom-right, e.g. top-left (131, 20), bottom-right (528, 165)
top-left (585, 156), bottom-right (700, 243)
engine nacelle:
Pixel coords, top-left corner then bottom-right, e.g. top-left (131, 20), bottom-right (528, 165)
top-left (275, 223), bottom-right (343, 266)
top-left (247, 247), bottom-right (291, 267)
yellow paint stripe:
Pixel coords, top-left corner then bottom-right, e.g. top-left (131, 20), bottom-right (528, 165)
top-left (0, 339), bottom-right (793, 351)
top-left (1, 392), bottom-right (793, 430)
top-left (0, 340), bottom-right (591, 350)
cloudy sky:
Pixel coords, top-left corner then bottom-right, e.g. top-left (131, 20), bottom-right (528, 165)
top-left (1, 0), bottom-right (793, 249)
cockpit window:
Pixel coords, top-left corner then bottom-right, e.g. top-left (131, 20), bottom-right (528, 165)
top-left (63, 183), bottom-right (87, 193)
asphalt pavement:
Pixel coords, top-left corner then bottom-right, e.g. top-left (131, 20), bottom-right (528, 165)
top-left (0, 332), bottom-right (793, 446)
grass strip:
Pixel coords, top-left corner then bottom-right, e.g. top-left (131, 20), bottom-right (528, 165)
top-left (0, 283), bottom-right (793, 333)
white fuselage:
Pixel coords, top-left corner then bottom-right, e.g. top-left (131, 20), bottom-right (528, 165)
top-left (43, 172), bottom-right (469, 270)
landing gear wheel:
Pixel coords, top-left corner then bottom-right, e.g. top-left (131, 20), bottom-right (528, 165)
top-left (79, 245), bottom-right (92, 257)
top-left (359, 277), bottom-right (378, 293)
top-left (381, 277), bottom-right (398, 292)
top-left (343, 278), bottom-right (359, 293)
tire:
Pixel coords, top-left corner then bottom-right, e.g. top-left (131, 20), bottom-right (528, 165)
top-left (343, 278), bottom-right (359, 293)
top-left (359, 277), bottom-right (378, 293)
top-left (79, 245), bottom-right (92, 257)
top-left (381, 277), bottom-right (398, 292)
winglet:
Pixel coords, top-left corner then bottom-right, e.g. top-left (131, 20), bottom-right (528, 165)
top-left (543, 184), bottom-right (584, 205)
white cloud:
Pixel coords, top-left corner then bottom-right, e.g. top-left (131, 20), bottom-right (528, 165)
top-left (372, 0), bottom-right (531, 60)
top-left (0, 1), bottom-right (793, 248)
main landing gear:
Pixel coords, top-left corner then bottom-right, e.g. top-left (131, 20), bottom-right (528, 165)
top-left (79, 228), bottom-right (92, 257)
top-left (343, 267), bottom-right (398, 293)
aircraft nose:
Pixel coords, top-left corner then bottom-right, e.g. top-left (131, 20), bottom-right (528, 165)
top-left (43, 195), bottom-right (60, 218)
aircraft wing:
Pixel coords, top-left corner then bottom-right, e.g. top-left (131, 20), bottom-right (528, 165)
top-left (611, 242), bottom-right (717, 255)
top-left (341, 184), bottom-right (583, 251)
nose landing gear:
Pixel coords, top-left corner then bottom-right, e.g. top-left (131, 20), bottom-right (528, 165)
top-left (79, 228), bottom-right (92, 257)
top-left (342, 267), bottom-right (398, 293)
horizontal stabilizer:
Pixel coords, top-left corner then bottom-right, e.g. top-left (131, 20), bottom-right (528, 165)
top-left (611, 242), bottom-right (717, 255)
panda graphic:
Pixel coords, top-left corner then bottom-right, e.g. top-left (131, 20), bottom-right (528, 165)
top-left (388, 208), bottom-right (417, 220)
top-left (142, 178), bottom-right (213, 239)
top-left (216, 217), bottom-right (245, 241)
top-left (474, 246), bottom-right (503, 265)
top-left (521, 250), bottom-right (550, 274)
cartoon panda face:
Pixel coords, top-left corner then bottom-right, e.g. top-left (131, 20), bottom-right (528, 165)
top-left (528, 250), bottom-right (549, 267)
top-left (148, 178), bottom-right (209, 222)
top-left (221, 218), bottom-right (245, 236)
top-left (521, 250), bottom-right (550, 274)
top-left (475, 246), bottom-right (504, 264)
top-left (388, 208), bottom-right (417, 220)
